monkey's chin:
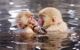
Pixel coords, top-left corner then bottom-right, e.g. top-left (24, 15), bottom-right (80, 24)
top-left (20, 27), bottom-right (36, 42)
top-left (46, 22), bottom-right (68, 32)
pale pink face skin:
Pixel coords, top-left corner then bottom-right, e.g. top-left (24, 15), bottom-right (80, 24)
top-left (28, 16), bottom-right (39, 26)
top-left (38, 15), bottom-right (44, 26)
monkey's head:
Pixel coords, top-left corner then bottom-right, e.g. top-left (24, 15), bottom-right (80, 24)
top-left (38, 7), bottom-right (64, 28)
top-left (16, 10), bottom-right (34, 29)
top-left (38, 7), bottom-right (69, 32)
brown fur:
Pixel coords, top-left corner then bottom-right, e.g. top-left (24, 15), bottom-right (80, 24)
top-left (38, 7), bottom-right (69, 50)
top-left (16, 10), bottom-right (36, 42)
top-left (16, 10), bottom-right (37, 50)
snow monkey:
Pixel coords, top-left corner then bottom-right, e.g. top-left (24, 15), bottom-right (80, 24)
top-left (38, 7), bottom-right (69, 50)
top-left (16, 10), bottom-right (39, 50)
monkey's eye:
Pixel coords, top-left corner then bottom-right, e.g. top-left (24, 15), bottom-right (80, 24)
top-left (52, 19), bottom-right (55, 22)
top-left (39, 15), bottom-right (45, 17)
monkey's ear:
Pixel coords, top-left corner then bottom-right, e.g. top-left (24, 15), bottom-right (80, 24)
top-left (52, 18), bottom-right (55, 22)
top-left (52, 16), bottom-right (63, 24)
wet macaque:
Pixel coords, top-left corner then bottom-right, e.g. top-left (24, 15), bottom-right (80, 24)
top-left (38, 7), bottom-right (69, 50)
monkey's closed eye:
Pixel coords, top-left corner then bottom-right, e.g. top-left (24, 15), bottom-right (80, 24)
top-left (52, 19), bottom-right (54, 22)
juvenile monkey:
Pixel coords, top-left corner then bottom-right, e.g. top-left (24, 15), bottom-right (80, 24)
top-left (16, 10), bottom-right (39, 50)
top-left (16, 10), bottom-right (38, 41)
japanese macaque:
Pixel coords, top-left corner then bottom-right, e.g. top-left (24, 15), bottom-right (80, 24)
top-left (16, 10), bottom-right (40, 50)
top-left (16, 10), bottom-right (38, 42)
top-left (38, 7), bottom-right (68, 32)
top-left (38, 7), bottom-right (69, 50)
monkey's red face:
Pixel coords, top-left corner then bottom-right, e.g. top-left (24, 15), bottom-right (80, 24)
top-left (38, 14), bottom-right (54, 29)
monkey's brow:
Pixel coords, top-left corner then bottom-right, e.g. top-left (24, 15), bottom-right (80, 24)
top-left (39, 14), bottom-right (45, 16)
